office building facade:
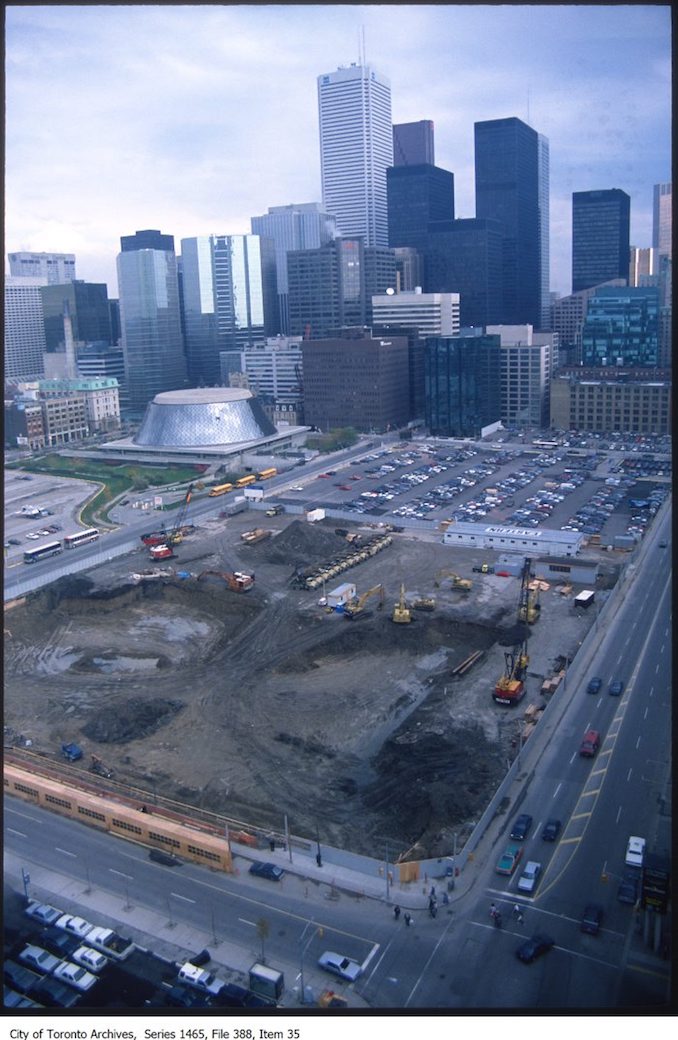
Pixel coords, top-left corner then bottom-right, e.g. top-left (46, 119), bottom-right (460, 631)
top-left (487, 324), bottom-right (555, 428)
top-left (387, 163), bottom-right (455, 248)
top-left (474, 117), bottom-right (549, 327)
top-left (318, 63), bottom-right (392, 246)
top-left (116, 229), bottom-right (187, 415)
top-left (372, 289), bottom-right (460, 339)
top-left (287, 237), bottom-right (396, 339)
top-left (549, 279), bottom-right (626, 366)
top-left (8, 251), bottom-right (76, 284)
top-left (250, 203), bottom-right (336, 333)
top-left (550, 367), bottom-right (671, 434)
top-left (301, 328), bottom-right (410, 433)
top-left (220, 336), bottom-right (304, 417)
top-left (4, 276), bottom-right (48, 379)
top-left (424, 332), bottom-right (502, 437)
top-left (572, 189), bottom-right (631, 293)
top-left (629, 247), bottom-right (657, 287)
top-left (421, 219), bottom-right (505, 328)
top-left (580, 286), bottom-right (659, 368)
top-left (393, 120), bottom-right (435, 166)
top-left (393, 247), bottom-right (424, 292)
top-left (41, 280), bottom-right (113, 352)
top-left (180, 234), bottom-right (277, 386)
top-left (653, 182), bottom-right (672, 258)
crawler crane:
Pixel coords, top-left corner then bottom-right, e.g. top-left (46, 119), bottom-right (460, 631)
top-left (493, 558), bottom-right (533, 705)
top-left (391, 584), bottom-right (412, 624)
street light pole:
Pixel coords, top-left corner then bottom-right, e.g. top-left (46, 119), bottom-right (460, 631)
top-left (21, 867), bottom-right (31, 903)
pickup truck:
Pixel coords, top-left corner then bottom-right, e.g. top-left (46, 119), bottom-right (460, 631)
top-left (495, 843), bottom-right (524, 876)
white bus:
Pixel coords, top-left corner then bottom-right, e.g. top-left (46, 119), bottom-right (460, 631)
top-left (64, 527), bottom-right (100, 549)
top-left (24, 541), bottom-right (63, 564)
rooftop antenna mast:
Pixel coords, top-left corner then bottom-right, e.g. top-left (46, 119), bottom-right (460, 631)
top-left (361, 24), bottom-right (366, 66)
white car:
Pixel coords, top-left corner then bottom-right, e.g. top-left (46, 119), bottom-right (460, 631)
top-left (25, 900), bottom-right (62, 926)
top-left (177, 961), bottom-right (225, 996)
top-left (25, 532), bottom-right (40, 539)
top-left (54, 960), bottom-right (98, 991)
top-left (318, 950), bottom-right (362, 982)
top-left (625, 835), bottom-right (646, 868)
top-left (517, 860), bottom-right (542, 893)
top-left (56, 913), bottom-right (94, 939)
top-left (19, 944), bottom-right (63, 974)
top-left (72, 945), bottom-right (108, 973)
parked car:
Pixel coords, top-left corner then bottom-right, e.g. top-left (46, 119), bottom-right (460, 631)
top-left (617, 873), bottom-right (640, 905)
top-left (510, 813), bottom-right (533, 841)
top-left (581, 904), bottom-right (603, 935)
top-left (318, 951), bottom-right (362, 982)
top-left (54, 960), bottom-right (98, 991)
top-left (19, 945), bottom-right (63, 974)
top-left (625, 836), bottom-right (646, 868)
top-left (166, 984), bottom-right (214, 1008)
top-left (609, 679), bottom-right (624, 696)
top-left (177, 962), bottom-right (224, 996)
top-left (579, 729), bottom-right (600, 757)
top-left (586, 677), bottom-right (602, 694)
top-left (71, 945), bottom-right (108, 973)
top-left (39, 927), bottom-right (80, 959)
top-left (188, 949), bottom-right (211, 968)
top-left (515, 934), bottom-right (554, 964)
top-left (8, 537), bottom-right (21, 545)
top-left (149, 848), bottom-right (182, 867)
top-left (517, 861), bottom-right (542, 893)
top-left (25, 900), bottom-right (62, 926)
top-left (541, 819), bottom-right (561, 842)
top-left (55, 914), bottom-right (94, 939)
top-left (249, 861), bottom-right (285, 882)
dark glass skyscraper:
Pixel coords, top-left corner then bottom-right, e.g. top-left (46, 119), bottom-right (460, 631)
top-left (41, 280), bottom-right (113, 351)
top-left (419, 218), bottom-right (505, 328)
top-left (474, 117), bottom-right (549, 327)
top-left (387, 164), bottom-right (454, 248)
top-left (117, 229), bottom-right (187, 415)
top-left (393, 120), bottom-right (435, 166)
top-left (571, 189), bottom-right (631, 293)
top-left (580, 286), bottom-right (659, 367)
top-left (425, 332), bottom-right (502, 437)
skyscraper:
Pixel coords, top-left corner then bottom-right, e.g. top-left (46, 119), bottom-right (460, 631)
top-left (393, 120), bottom-right (435, 166)
top-left (317, 63), bottom-right (393, 246)
top-left (180, 234), bottom-right (277, 385)
top-left (387, 164), bottom-right (455, 248)
top-left (653, 182), bottom-right (672, 258)
top-left (419, 218), bottom-right (506, 328)
top-left (425, 331), bottom-right (502, 437)
top-left (8, 251), bottom-right (76, 284)
top-left (40, 281), bottom-right (113, 352)
top-left (116, 229), bottom-right (187, 415)
top-left (4, 276), bottom-right (47, 379)
top-left (250, 203), bottom-right (336, 333)
top-left (474, 117), bottom-right (549, 328)
top-left (571, 189), bottom-right (631, 293)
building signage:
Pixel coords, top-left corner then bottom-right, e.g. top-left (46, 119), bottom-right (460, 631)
top-left (485, 525), bottom-right (543, 539)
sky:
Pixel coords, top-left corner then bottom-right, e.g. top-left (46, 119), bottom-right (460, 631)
top-left (5, 3), bottom-right (672, 301)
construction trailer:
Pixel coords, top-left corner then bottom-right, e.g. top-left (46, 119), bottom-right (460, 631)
top-left (326, 582), bottom-right (357, 609)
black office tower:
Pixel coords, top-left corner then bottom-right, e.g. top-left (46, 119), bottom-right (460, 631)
top-left (387, 164), bottom-right (455, 249)
top-left (40, 281), bottom-right (113, 352)
top-left (420, 219), bottom-right (505, 328)
top-left (474, 117), bottom-right (548, 327)
top-left (572, 189), bottom-right (631, 293)
top-left (393, 120), bottom-right (435, 166)
top-left (425, 333), bottom-right (502, 437)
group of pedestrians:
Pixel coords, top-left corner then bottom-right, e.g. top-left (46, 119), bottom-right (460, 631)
top-left (489, 902), bottom-right (524, 928)
top-left (393, 905), bottom-right (412, 926)
top-left (393, 885), bottom-right (448, 926)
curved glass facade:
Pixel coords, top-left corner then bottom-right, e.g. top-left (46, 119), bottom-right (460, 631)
top-left (134, 391), bottom-right (276, 447)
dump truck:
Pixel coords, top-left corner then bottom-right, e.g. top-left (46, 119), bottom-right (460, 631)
top-left (197, 570), bottom-right (254, 592)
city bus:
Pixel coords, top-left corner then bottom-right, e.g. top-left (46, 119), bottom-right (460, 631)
top-left (64, 527), bottom-right (100, 549)
top-left (532, 439), bottom-right (558, 449)
top-left (23, 541), bottom-right (63, 564)
top-left (208, 482), bottom-right (234, 497)
top-left (257, 467), bottom-right (277, 480)
top-left (235, 474), bottom-right (257, 488)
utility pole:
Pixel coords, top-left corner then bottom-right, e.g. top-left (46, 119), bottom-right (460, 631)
top-left (21, 867), bottom-right (31, 903)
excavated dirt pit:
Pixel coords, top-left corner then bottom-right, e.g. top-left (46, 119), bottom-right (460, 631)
top-left (4, 519), bottom-right (604, 857)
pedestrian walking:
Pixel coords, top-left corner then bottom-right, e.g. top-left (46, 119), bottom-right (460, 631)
top-left (404, 911), bottom-right (412, 927)
top-left (429, 901), bottom-right (437, 918)
top-left (493, 910), bottom-right (502, 929)
top-left (489, 902), bottom-right (497, 919)
top-left (513, 904), bottom-right (524, 924)
top-left (393, 905), bottom-right (401, 921)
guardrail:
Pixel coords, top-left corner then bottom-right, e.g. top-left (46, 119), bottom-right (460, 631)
top-left (4, 538), bottom-right (140, 602)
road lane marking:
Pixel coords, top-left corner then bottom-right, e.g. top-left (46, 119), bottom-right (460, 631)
top-left (7, 828), bottom-right (27, 838)
top-left (171, 893), bottom-right (195, 903)
top-left (5, 807), bottom-right (43, 825)
top-left (109, 868), bottom-right (133, 879)
top-left (615, 805), bottom-right (622, 824)
top-left (644, 707), bottom-right (648, 720)
top-left (627, 768), bottom-right (633, 782)
top-left (552, 782), bottom-right (562, 799)
top-left (636, 736), bottom-right (641, 749)
top-left (55, 847), bottom-right (76, 857)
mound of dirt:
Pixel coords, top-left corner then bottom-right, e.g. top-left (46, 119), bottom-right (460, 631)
top-left (80, 698), bottom-right (184, 743)
top-left (260, 519), bottom-right (348, 569)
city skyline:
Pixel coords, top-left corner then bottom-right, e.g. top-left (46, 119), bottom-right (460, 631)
top-left (5, 4), bottom-right (671, 300)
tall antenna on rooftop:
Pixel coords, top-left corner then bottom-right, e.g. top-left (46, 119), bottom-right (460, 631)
top-left (361, 24), bottom-right (366, 66)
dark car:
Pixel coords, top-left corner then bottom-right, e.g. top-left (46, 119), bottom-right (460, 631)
top-left (515, 934), bottom-right (554, 964)
top-left (39, 927), bottom-right (80, 958)
top-left (608, 679), bottom-right (624, 696)
top-left (586, 677), bottom-right (603, 694)
top-left (8, 537), bottom-right (21, 545)
top-left (541, 819), bottom-right (562, 842)
top-left (581, 904), bottom-right (603, 935)
top-left (617, 873), bottom-right (639, 905)
top-left (149, 848), bottom-right (182, 867)
top-left (166, 984), bottom-right (213, 1008)
top-left (188, 949), bottom-right (211, 967)
top-left (509, 813), bottom-right (533, 841)
top-left (249, 861), bottom-right (285, 882)
top-left (216, 981), bottom-right (250, 1007)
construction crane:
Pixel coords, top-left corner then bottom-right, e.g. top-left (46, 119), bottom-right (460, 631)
top-left (494, 558), bottom-right (532, 706)
top-left (434, 568), bottom-right (472, 592)
top-left (391, 584), bottom-right (412, 624)
top-left (343, 584), bottom-right (385, 619)
top-left (519, 570), bottom-right (542, 623)
top-left (197, 570), bottom-right (254, 592)
top-left (141, 484), bottom-right (194, 548)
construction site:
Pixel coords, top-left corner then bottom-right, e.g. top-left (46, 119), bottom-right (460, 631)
top-left (3, 498), bottom-right (618, 862)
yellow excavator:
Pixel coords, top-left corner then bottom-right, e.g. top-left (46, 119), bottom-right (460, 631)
top-left (392, 584), bottom-right (412, 624)
top-left (343, 584), bottom-right (385, 619)
top-left (434, 568), bottom-right (472, 592)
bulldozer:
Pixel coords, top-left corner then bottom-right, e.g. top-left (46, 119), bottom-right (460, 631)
top-left (391, 583), bottom-right (412, 624)
top-left (412, 596), bottom-right (436, 611)
top-left (434, 568), bottom-right (472, 592)
top-left (343, 584), bottom-right (385, 619)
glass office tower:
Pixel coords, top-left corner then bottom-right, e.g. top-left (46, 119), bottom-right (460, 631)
top-left (580, 286), bottom-right (660, 367)
top-left (571, 189), bottom-right (631, 293)
top-left (424, 332), bottom-right (502, 437)
top-left (116, 230), bottom-right (187, 415)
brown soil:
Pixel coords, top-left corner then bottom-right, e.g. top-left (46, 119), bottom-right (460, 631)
top-left (3, 517), bottom-right (607, 858)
